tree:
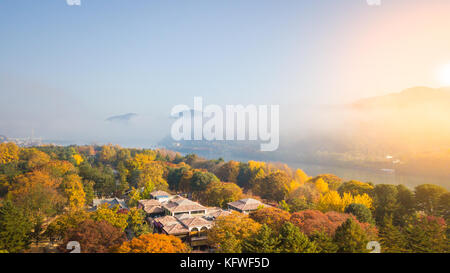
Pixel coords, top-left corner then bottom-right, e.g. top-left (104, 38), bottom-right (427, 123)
top-left (277, 222), bottom-right (317, 253)
top-left (253, 171), bottom-right (290, 202)
top-left (249, 207), bottom-right (290, 232)
top-left (214, 161), bottom-right (240, 183)
top-left (136, 161), bottom-right (168, 191)
top-left (333, 218), bottom-right (370, 253)
top-left (116, 233), bottom-right (188, 253)
top-left (0, 143), bottom-right (19, 165)
top-left (436, 192), bottom-right (450, 221)
top-left (19, 148), bottom-right (50, 170)
top-left (207, 212), bottom-right (261, 253)
top-left (315, 191), bottom-right (373, 213)
top-left (190, 171), bottom-right (219, 193)
top-left (0, 200), bottom-right (32, 252)
top-left (404, 215), bottom-right (448, 253)
top-left (200, 181), bottom-right (242, 208)
top-left (61, 219), bottom-right (125, 253)
top-left (127, 208), bottom-right (151, 237)
top-left (344, 203), bottom-right (374, 225)
top-left (242, 224), bottom-right (280, 253)
top-left (91, 204), bottom-right (129, 231)
top-left (308, 174), bottom-right (342, 191)
top-left (373, 184), bottom-right (399, 225)
top-left (62, 174), bottom-right (86, 211)
top-left (98, 144), bottom-right (117, 164)
top-left (394, 185), bottom-right (415, 226)
top-left (44, 211), bottom-right (90, 243)
top-left (338, 180), bottom-right (374, 196)
top-left (309, 231), bottom-right (338, 253)
top-left (378, 216), bottom-right (407, 253)
top-left (414, 184), bottom-right (447, 216)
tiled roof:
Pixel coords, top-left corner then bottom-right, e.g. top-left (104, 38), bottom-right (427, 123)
top-left (179, 216), bottom-right (212, 229)
top-left (227, 198), bottom-right (268, 211)
top-left (138, 199), bottom-right (164, 214)
top-left (154, 215), bottom-right (178, 226)
top-left (162, 223), bottom-right (189, 235)
top-left (163, 196), bottom-right (206, 213)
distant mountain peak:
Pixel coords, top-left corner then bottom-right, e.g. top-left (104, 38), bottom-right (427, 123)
top-left (106, 113), bottom-right (137, 122)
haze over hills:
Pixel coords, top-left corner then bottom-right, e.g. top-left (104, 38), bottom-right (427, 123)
top-left (163, 87), bottom-right (450, 184)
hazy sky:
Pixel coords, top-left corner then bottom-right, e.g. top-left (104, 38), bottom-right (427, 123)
top-left (1, 0), bottom-right (450, 146)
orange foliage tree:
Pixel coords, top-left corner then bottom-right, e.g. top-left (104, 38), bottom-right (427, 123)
top-left (116, 233), bottom-right (188, 253)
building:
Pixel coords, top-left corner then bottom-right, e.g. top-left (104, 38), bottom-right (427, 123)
top-left (162, 196), bottom-right (207, 217)
top-left (137, 199), bottom-right (165, 217)
top-left (92, 197), bottom-right (128, 211)
top-left (227, 198), bottom-right (269, 214)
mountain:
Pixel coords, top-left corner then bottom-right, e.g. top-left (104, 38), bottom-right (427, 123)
top-left (106, 113), bottom-right (137, 122)
top-left (351, 86), bottom-right (450, 109)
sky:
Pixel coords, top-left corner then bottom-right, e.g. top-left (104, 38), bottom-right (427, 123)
top-left (1, 0), bottom-right (450, 146)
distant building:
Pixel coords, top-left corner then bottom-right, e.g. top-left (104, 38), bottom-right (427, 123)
top-left (227, 198), bottom-right (269, 214)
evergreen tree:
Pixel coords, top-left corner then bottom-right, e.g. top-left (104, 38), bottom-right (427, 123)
top-left (345, 203), bottom-right (375, 225)
top-left (333, 218), bottom-right (369, 253)
top-left (242, 224), bottom-right (280, 253)
top-left (309, 231), bottom-right (338, 253)
top-left (379, 216), bottom-right (407, 253)
top-left (0, 200), bottom-right (32, 252)
top-left (277, 222), bottom-right (317, 253)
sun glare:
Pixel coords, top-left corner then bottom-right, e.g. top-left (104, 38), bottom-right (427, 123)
top-left (438, 64), bottom-right (450, 86)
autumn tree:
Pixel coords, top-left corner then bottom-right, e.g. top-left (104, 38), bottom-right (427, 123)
top-left (61, 219), bottom-right (125, 253)
top-left (249, 207), bottom-right (290, 232)
top-left (208, 212), bottom-right (261, 253)
top-left (127, 208), bottom-right (151, 237)
top-left (200, 181), bottom-right (242, 208)
top-left (253, 171), bottom-right (290, 202)
top-left (0, 142), bottom-right (19, 165)
top-left (44, 210), bottom-right (90, 243)
top-left (214, 161), bottom-right (240, 183)
top-left (116, 233), bottom-right (188, 253)
top-left (91, 204), bottom-right (129, 231)
top-left (62, 174), bottom-right (86, 211)
top-left (338, 180), bottom-right (374, 196)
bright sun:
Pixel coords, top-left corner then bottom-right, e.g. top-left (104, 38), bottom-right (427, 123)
top-left (438, 64), bottom-right (450, 86)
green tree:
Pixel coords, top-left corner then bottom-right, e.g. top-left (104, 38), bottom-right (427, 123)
top-left (344, 203), bottom-right (374, 225)
top-left (0, 200), bottom-right (32, 252)
top-left (378, 216), bottom-right (407, 253)
top-left (309, 231), bottom-right (338, 253)
top-left (333, 218), bottom-right (369, 253)
top-left (277, 222), bottom-right (317, 253)
top-left (242, 224), bottom-right (280, 253)
top-left (415, 184), bottom-right (447, 216)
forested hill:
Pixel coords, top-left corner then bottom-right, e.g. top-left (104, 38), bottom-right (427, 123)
top-left (0, 143), bottom-right (448, 253)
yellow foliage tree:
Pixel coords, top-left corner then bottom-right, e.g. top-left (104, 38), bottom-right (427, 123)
top-left (72, 154), bottom-right (84, 166)
top-left (116, 233), bottom-right (188, 253)
top-left (91, 204), bottom-right (129, 231)
top-left (208, 212), bottom-right (261, 253)
top-left (0, 142), bottom-right (19, 164)
top-left (63, 174), bottom-right (86, 211)
top-left (317, 190), bottom-right (373, 212)
top-left (314, 178), bottom-right (329, 194)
